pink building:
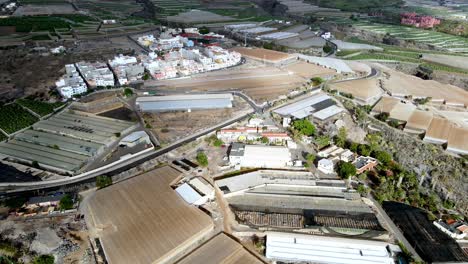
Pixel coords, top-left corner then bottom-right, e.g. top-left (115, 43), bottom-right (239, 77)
top-left (401, 12), bottom-right (441, 28)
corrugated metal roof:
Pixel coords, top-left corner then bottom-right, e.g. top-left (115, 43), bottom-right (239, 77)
top-left (175, 183), bottom-right (203, 204)
top-left (274, 93), bottom-right (331, 118)
top-left (265, 232), bottom-right (395, 264)
top-left (136, 94), bottom-right (233, 102)
top-left (312, 105), bottom-right (343, 120)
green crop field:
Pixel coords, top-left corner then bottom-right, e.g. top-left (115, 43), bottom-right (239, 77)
top-left (0, 104), bottom-right (38, 134)
top-left (16, 99), bottom-right (64, 117)
top-left (0, 15), bottom-right (95, 33)
top-left (351, 21), bottom-right (468, 53)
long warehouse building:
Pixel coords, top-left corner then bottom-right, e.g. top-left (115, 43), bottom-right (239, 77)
top-left (136, 94), bottom-right (233, 112)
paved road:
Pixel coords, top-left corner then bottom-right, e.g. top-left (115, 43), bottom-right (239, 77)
top-left (0, 109), bottom-right (254, 193)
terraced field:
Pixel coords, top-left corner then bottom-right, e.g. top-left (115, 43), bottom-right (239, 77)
top-left (16, 99), bottom-right (64, 117)
top-left (352, 21), bottom-right (468, 54)
top-left (151, 0), bottom-right (201, 18)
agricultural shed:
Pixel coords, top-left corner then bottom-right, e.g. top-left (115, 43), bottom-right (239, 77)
top-left (404, 110), bottom-right (434, 134)
top-left (372, 96), bottom-right (400, 114)
top-left (274, 93), bottom-right (335, 119)
top-left (447, 126), bottom-right (468, 155)
top-left (296, 54), bottom-right (353, 73)
top-left (424, 117), bottom-right (452, 144)
top-left (175, 183), bottom-right (205, 205)
top-left (136, 94), bottom-right (233, 112)
top-left (231, 47), bottom-right (296, 64)
top-left (86, 166), bottom-right (213, 264)
top-left (329, 78), bottom-right (383, 105)
top-left (265, 232), bottom-right (396, 264)
top-left (389, 101), bottom-right (416, 122)
top-left (177, 232), bottom-right (265, 264)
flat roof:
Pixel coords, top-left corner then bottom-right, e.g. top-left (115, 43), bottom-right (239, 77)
top-left (86, 166), bottom-right (213, 264)
top-left (136, 94), bottom-right (233, 112)
top-left (215, 170), bottom-right (341, 194)
top-left (424, 117), bottom-right (452, 143)
top-left (226, 193), bottom-right (372, 213)
top-left (136, 94), bottom-right (233, 102)
top-left (265, 232), bottom-right (394, 264)
top-left (296, 54), bottom-right (353, 73)
top-left (177, 233), bottom-right (265, 264)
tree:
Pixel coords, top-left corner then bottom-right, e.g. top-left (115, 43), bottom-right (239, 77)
top-left (335, 127), bottom-right (347, 147)
top-left (310, 77), bottom-right (324, 86)
top-left (306, 153), bottom-right (316, 165)
top-left (356, 184), bottom-right (369, 196)
top-left (260, 136), bottom-right (269, 144)
top-left (96, 176), bottom-right (112, 189)
top-left (123, 88), bottom-right (133, 97)
top-left (199, 26), bottom-right (209, 34)
top-left (213, 138), bottom-right (224, 147)
top-left (59, 194), bottom-right (74, 210)
top-left (292, 119), bottom-right (316, 136)
top-left (323, 45), bottom-right (333, 53)
top-left (336, 161), bottom-right (356, 179)
top-left (196, 152), bottom-right (208, 167)
top-left (350, 142), bottom-right (359, 153)
top-left (33, 255), bottom-right (54, 264)
top-left (375, 112), bottom-right (389, 122)
top-left (373, 150), bottom-right (392, 166)
top-left (31, 160), bottom-right (40, 169)
top-left (315, 135), bottom-right (330, 149)
top-left (366, 133), bottom-right (381, 152)
top-left (358, 144), bottom-right (371, 156)
top-left (142, 72), bottom-right (150, 80)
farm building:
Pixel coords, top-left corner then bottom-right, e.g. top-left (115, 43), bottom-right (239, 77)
top-left (0, 110), bottom-right (135, 173)
top-left (328, 78), bottom-right (384, 105)
top-left (229, 144), bottom-right (293, 168)
top-left (423, 117), bottom-right (452, 145)
top-left (136, 94), bottom-right (233, 112)
top-left (404, 110), bottom-right (434, 135)
top-left (447, 126), bottom-right (468, 155)
top-left (274, 93), bottom-right (342, 120)
top-left (177, 232), bottom-right (265, 264)
top-left (85, 166), bottom-right (214, 264)
top-left (318, 158), bottom-right (334, 174)
top-left (353, 156), bottom-right (378, 174)
top-left (265, 232), bottom-right (398, 264)
top-left (175, 182), bottom-right (208, 206)
top-left (231, 47), bottom-right (297, 65)
top-left (296, 54), bottom-right (353, 74)
top-left (119, 131), bottom-right (150, 147)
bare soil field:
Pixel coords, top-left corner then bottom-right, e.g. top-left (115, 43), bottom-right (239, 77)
top-left (284, 61), bottom-right (337, 78)
top-left (421, 54), bottom-right (468, 71)
top-left (231, 47), bottom-right (295, 63)
top-left (144, 97), bottom-right (251, 144)
top-left (374, 63), bottom-right (468, 106)
top-left (98, 106), bottom-right (138, 122)
top-left (13, 4), bottom-right (77, 16)
top-left (146, 66), bottom-right (307, 103)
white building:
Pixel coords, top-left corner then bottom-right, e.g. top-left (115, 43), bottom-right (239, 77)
top-left (56, 64), bottom-right (87, 99)
top-left (75, 61), bottom-right (115, 88)
top-left (119, 131), bottom-right (151, 147)
top-left (229, 143), bottom-right (293, 168)
top-left (265, 232), bottom-right (397, 264)
top-left (318, 158), bottom-right (334, 174)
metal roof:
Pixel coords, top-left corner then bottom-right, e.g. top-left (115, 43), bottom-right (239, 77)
top-left (274, 93), bottom-right (332, 119)
top-left (312, 105), bottom-right (344, 120)
top-left (136, 94), bottom-right (233, 112)
top-left (266, 232), bottom-right (395, 264)
top-left (175, 183), bottom-right (203, 205)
